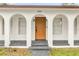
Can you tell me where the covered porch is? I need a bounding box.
[0,13,78,47]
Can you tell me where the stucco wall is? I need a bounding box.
[0,8,78,47]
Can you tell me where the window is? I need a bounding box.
[53,18,62,34]
[18,17,26,35]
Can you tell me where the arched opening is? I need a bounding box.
[10,14,26,46]
[0,15,4,46]
[53,15,68,46]
[31,14,48,42]
[74,15,79,45]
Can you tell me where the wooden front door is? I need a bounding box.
[35,17,46,41]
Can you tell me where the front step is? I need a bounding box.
[30,40,49,56]
[31,49,49,56]
[32,40,48,46]
[29,46,49,50]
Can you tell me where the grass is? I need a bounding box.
[0,48,7,56]
[0,48,31,56]
[49,48,79,56]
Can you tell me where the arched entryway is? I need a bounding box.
[10,14,26,46]
[74,15,79,45]
[31,14,47,41]
[53,15,68,46]
[0,15,4,46]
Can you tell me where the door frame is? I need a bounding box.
[31,14,48,41]
[35,17,46,41]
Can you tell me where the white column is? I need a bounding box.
[47,16,53,47]
[4,16,10,47]
[26,16,31,47]
[68,16,74,46]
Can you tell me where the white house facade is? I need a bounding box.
[0,5,79,48]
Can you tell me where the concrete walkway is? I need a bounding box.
[30,41,50,56]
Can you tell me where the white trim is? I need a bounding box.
[8,46,29,48]
[51,46,79,48]
[0,46,28,48]
[4,15,10,47]
[26,16,31,47]
[68,15,74,46]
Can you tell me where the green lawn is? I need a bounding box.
[0,48,7,56]
[49,48,79,56]
[0,48,31,56]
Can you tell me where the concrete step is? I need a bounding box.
[29,46,50,50]
[30,40,49,56]
[32,40,48,43]
[32,40,48,46]
[31,49,49,56]
[32,44,48,46]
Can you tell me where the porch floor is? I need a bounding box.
[53,40,69,46]
[9,40,27,46]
